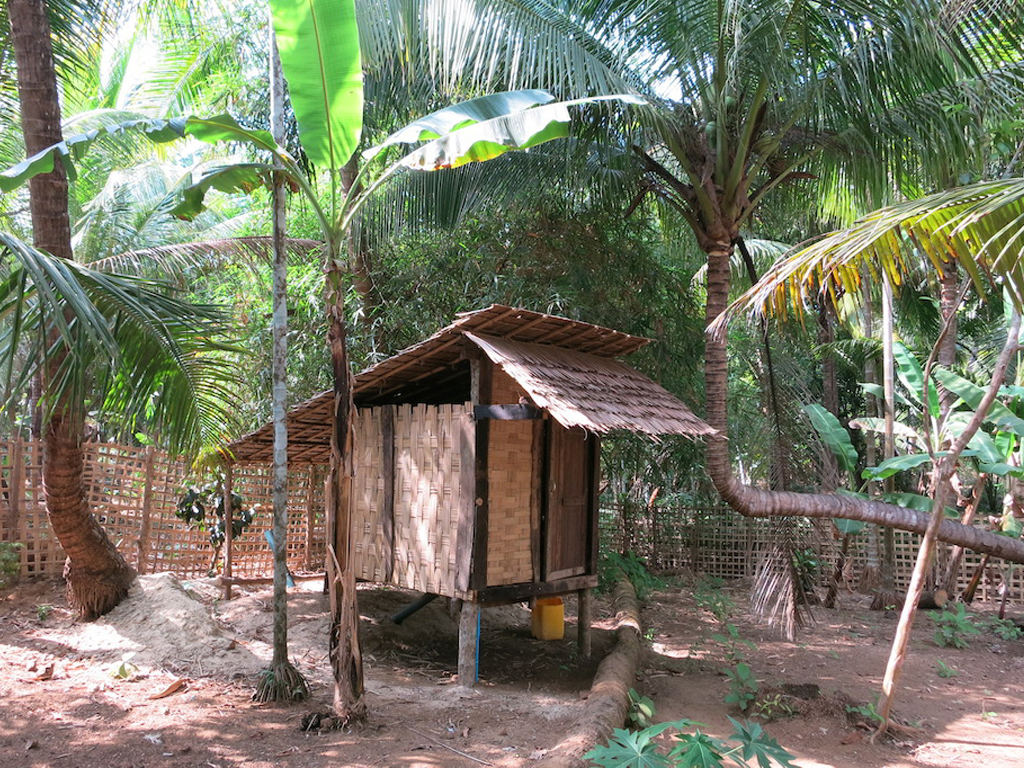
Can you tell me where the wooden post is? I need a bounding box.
[381,405,396,582]
[577,587,592,659]
[7,437,24,578]
[458,599,480,687]
[304,464,317,572]
[137,446,155,575]
[222,464,234,600]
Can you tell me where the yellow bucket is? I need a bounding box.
[531,597,564,640]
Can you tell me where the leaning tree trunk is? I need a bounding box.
[9,0,133,620]
[701,241,1024,566]
[254,27,308,704]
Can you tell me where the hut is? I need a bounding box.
[227,305,714,681]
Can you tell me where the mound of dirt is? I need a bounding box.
[36,573,254,677]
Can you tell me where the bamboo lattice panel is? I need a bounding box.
[0,439,327,581]
[601,501,1024,605]
[352,407,390,582]
[485,370,535,586]
[392,403,467,595]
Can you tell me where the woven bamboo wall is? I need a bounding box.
[352,407,390,583]
[601,501,1024,605]
[392,403,468,595]
[0,439,327,581]
[485,370,535,586]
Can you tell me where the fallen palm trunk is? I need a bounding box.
[536,576,641,768]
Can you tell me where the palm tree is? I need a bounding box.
[5,0,239,619]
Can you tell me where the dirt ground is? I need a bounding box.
[1,573,1022,768]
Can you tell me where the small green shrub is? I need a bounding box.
[753,693,796,721]
[932,603,981,648]
[845,700,883,724]
[585,717,797,768]
[36,604,52,622]
[710,623,758,663]
[600,551,663,600]
[0,542,22,588]
[695,576,735,622]
[724,662,759,712]
[987,617,1023,641]
[627,688,657,730]
[935,660,958,678]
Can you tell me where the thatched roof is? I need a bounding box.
[227,305,712,464]
[464,333,714,439]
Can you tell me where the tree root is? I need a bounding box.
[64,561,135,621]
[253,660,310,703]
[535,575,641,768]
[870,587,900,612]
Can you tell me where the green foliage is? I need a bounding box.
[987,617,1023,641]
[752,694,796,721]
[935,660,958,678]
[932,604,981,648]
[695,577,735,622]
[176,475,257,548]
[723,663,759,712]
[36,604,52,622]
[710,623,757,663]
[802,403,858,475]
[601,551,663,601]
[0,542,21,588]
[845,701,883,724]
[585,718,796,768]
[628,688,658,730]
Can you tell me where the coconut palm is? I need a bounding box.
[4,0,242,619]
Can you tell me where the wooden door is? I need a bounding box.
[544,426,593,581]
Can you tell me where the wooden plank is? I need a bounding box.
[455,412,477,592]
[578,587,592,658]
[587,434,601,575]
[530,417,545,583]
[304,464,317,572]
[222,464,234,600]
[137,446,155,575]
[545,426,589,581]
[472,404,542,421]
[470,358,492,590]
[7,437,23,539]
[381,405,396,582]
[476,574,598,606]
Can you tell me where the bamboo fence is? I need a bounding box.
[600,501,1024,605]
[1,438,326,581]
[3,437,1021,606]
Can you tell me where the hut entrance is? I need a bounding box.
[544,427,594,581]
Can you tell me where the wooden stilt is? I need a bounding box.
[578,588,592,659]
[222,464,234,601]
[458,600,480,687]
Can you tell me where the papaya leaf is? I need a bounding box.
[583,727,670,768]
[668,731,727,768]
[271,0,362,170]
[802,403,858,474]
[727,717,799,768]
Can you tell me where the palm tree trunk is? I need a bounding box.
[9,0,133,620]
[701,241,1024,564]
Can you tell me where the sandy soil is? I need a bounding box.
[1,573,1022,767]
